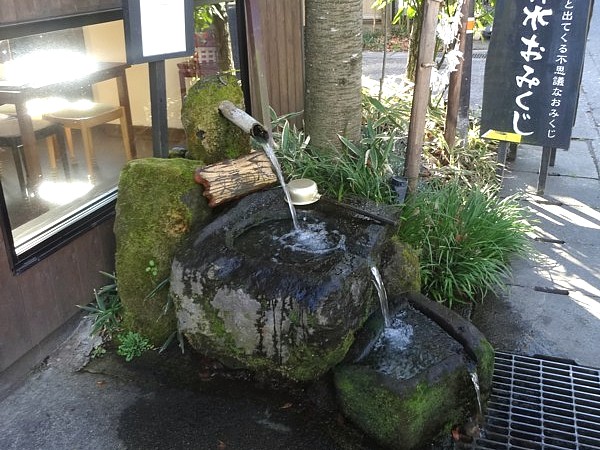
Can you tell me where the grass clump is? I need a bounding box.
[273,95,406,204]
[78,271,122,339]
[117,331,154,362]
[396,180,531,307]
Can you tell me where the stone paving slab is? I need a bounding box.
[509,242,600,299]
[500,169,600,208]
[523,200,600,246]
[505,141,598,179]
[473,286,600,368]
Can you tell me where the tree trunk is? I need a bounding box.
[304,0,363,153]
[213,4,235,73]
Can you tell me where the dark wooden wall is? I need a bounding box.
[0,0,121,25]
[251,0,304,121]
[0,219,115,374]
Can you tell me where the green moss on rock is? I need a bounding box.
[381,239,421,299]
[114,158,212,344]
[476,337,495,406]
[334,363,472,450]
[181,74,251,164]
[284,332,355,381]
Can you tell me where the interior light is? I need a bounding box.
[37,180,94,206]
[4,50,98,86]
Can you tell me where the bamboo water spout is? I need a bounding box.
[218,100,269,141]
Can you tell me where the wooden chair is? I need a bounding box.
[0,113,66,194]
[42,102,132,181]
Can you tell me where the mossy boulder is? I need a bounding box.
[334,356,472,450]
[114,158,212,344]
[170,189,410,381]
[381,239,421,297]
[181,74,251,164]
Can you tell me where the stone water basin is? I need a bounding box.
[169,188,405,381]
[334,294,495,450]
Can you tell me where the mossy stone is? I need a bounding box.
[181,74,251,164]
[114,158,212,344]
[382,239,421,299]
[334,358,473,450]
[475,337,495,406]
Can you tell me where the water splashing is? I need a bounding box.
[468,366,483,418]
[259,139,300,230]
[370,266,391,328]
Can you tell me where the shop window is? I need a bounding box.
[0,22,187,273]
[0,4,243,273]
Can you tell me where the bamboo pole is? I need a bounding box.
[444,0,470,150]
[404,0,442,194]
[218,100,269,140]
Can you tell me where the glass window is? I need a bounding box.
[0,21,188,272]
[0,3,244,273]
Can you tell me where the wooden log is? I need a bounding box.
[195,151,278,207]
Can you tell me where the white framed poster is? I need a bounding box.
[124,0,194,64]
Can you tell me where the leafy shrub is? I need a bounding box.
[396,180,531,307]
[273,96,405,204]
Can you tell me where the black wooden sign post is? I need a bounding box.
[481,0,593,194]
[123,0,195,158]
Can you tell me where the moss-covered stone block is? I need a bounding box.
[181,74,251,164]
[381,239,421,299]
[114,158,212,344]
[334,354,474,450]
[170,189,395,381]
[335,295,495,449]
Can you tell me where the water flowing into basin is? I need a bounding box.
[259,138,300,230]
[233,214,346,264]
[360,306,463,380]
[371,266,391,328]
[217,100,300,230]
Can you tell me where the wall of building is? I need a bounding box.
[0,219,116,394]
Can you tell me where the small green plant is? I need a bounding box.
[396,180,531,307]
[91,346,107,359]
[143,258,170,302]
[145,259,158,280]
[117,331,153,362]
[78,271,122,339]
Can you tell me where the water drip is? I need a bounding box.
[468,365,483,418]
[217,100,299,231]
[370,266,391,328]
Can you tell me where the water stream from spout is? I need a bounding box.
[370,266,391,328]
[260,138,300,230]
[468,366,483,418]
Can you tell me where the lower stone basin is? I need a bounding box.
[334,293,495,450]
[169,188,402,380]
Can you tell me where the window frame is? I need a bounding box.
[0,0,251,274]
[0,10,123,274]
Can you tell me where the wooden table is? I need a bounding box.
[0,61,136,188]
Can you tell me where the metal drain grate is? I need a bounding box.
[474,351,600,449]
